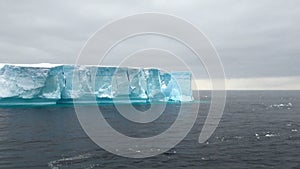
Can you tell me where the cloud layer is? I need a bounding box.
[195,76,300,90]
[0,0,299,89]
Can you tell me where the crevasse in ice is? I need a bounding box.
[0,64,193,101]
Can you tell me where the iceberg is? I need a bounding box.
[0,64,193,104]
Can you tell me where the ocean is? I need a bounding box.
[0,91,299,169]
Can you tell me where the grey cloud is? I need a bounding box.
[0,0,299,79]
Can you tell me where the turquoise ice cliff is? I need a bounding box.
[0,64,193,104]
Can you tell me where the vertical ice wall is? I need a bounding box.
[93,67,114,99]
[161,72,193,101]
[41,66,64,99]
[128,68,148,99]
[145,69,165,100]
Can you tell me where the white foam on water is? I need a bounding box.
[265,133,277,137]
[269,102,293,108]
[48,153,92,169]
[234,136,243,139]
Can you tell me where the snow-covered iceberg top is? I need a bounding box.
[0,64,193,102]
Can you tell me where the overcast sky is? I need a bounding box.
[0,0,299,89]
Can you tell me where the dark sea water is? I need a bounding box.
[0,91,299,169]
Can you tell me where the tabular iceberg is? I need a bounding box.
[0,64,193,103]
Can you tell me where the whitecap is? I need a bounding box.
[48,153,92,169]
[234,136,242,139]
[269,103,293,109]
[265,133,276,137]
